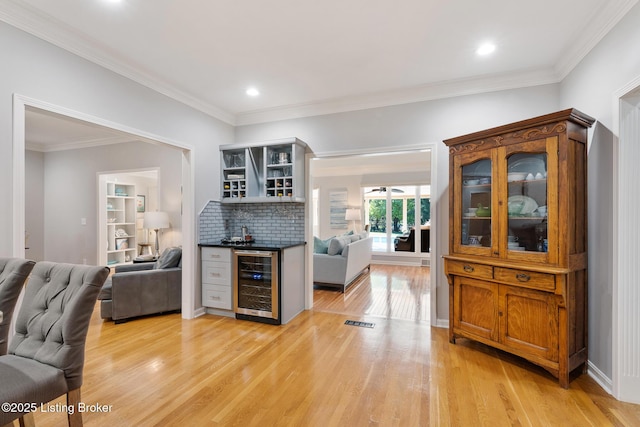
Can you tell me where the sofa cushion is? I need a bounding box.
[327,236,349,256]
[154,247,182,269]
[313,236,332,254]
[98,277,113,300]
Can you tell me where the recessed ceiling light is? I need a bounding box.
[476,42,496,56]
[246,87,260,97]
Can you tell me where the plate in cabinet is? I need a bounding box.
[508,156,546,175]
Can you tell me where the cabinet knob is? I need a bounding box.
[463,265,475,273]
[516,273,531,282]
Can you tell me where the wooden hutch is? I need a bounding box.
[443,109,595,388]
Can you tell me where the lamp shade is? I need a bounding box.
[345,208,361,221]
[144,211,170,229]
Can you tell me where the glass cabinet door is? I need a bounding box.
[454,152,495,255]
[501,138,555,262]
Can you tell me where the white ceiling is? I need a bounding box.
[25,106,134,152]
[3,0,637,131]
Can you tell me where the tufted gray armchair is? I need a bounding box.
[0,262,109,427]
[0,258,36,355]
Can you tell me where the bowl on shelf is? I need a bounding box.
[476,205,491,217]
[508,200,524,215]
[507,172,528,182]
[464,179,480,185]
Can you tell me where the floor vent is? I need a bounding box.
[344,320,375,328]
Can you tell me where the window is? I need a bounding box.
[364,185,430,253]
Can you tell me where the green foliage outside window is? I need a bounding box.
[368,197,430,233]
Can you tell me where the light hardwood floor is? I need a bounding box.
[14,265,640,426]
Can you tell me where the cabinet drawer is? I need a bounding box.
[494,267,555,291]
[447,260,493,280]
[202,284,232,309]
[201,261,231,285]
[201,247,231,262]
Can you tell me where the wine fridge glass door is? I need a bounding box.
[233,250,279,322]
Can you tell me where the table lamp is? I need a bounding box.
[345,208,361,233]
[143,211,170,257]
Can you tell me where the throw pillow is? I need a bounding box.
[154,247,182,269]
[313,236,332,254]
[327,236,349,256]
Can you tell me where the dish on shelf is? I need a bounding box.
[508,156,546,175]
[507,195,538,215]
[464,160,491,176]
[464,179,480,185]
[507,172,528,182]
[476,205,491,217]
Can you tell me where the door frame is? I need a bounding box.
[612,76,640,403]
[12,93,197,319]
[305,144,438,326]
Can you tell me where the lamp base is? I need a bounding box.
[154,228,161,258]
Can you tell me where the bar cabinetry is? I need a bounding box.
[220,137,306,202]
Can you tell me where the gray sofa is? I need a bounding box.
[313,233,373,292]
[99,247,182,323]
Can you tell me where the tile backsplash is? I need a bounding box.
[199,201,305,244]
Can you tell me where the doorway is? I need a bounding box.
[308,147,436,325]
[614,82,640,402]
[13,95,196,319]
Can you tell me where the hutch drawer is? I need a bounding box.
[494,267,555,291]
[446,260,493,280]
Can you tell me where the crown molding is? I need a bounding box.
[235,68,561,126]
[0,0,236,125]
[26,135,134,152]
[2,0,636,128]
[553,0,639,80]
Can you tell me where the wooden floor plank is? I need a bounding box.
[7,264,639,426]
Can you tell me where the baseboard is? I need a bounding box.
[371,257,430,267]
[587,360,613,396]
[193,307,207,318]
[204,307,235,318]
[434,318,449,328]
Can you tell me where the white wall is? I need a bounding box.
[560,1,640,399]
[313,175,362,239]
[236,84,561,323]
[41,141,181,265]
[0,20,233,258]
[25,150,44,261]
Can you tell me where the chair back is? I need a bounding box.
[0,258,36,355]
[8,262,109,390]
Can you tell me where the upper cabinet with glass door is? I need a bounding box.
[220,138,307,203]
[501,140,553,264]
[454,150,495,256]
[445,109,595,267]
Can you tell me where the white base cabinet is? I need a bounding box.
[201,247,232,310]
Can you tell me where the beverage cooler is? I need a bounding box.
[233,249,280,324]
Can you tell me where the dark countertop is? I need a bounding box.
[198,240,306,251]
